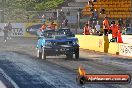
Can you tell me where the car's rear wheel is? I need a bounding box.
[42,48,46,60]
[75,48,79,60]
[66,53,73,59]
[37,49,42,59]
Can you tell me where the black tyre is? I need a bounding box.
[42,48,46,60]
[66,53,73,59]
[75,48,79,60]
[37,49,42,59]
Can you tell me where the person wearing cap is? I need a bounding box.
[103,16,110,36]
[109,21,119,42]
[83,23,90,35]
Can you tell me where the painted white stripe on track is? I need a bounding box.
[0,80,7,88]
[0,68,19,88]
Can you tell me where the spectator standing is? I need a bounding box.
[49,16,54,23]
[93,9,98,20]
[103,16,110,36]
[118,18,123,26]
[41,14,46,24]
[8,22,12,39]
[83,23,91,35]
[50,22,56,30]
[3,23,9,42]
[95,21,101,35]
[109,21,119,42]
[89,13,95,29]
[118,18,124,33]
[40,23,46,32]
[64,19,68,27]
[125,18,130,28]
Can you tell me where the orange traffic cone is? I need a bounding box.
[117,30,123,43]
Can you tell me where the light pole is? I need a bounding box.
[0,0,6,23]
[77,8,82,34]
[1,0,5,23]
[57,9,65,29]
[57,9,59,29]
[77,11,80,34]
[60,9,64,28]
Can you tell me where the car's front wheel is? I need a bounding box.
[37,49,42,59]
[42,48,46,60]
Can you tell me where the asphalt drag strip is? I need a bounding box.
[0,68,19,88]
[0,37,132,88]
[0,51,83,88]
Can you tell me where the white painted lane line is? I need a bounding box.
[0,68,19,88]
[0,80,7,88]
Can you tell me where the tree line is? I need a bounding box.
[2,0,64,22]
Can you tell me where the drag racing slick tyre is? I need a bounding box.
[66,53,73,59]
[75,48,79,60]
[42,48,46,60]
[37,49,42,59]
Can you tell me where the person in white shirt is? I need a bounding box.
[95,21,101,35]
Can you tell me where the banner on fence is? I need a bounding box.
[119,44,132,57]
[0,23,25,37]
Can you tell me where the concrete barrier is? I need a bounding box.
[76,35,132,57]
[75,35,109,53]
[108,43,119,55]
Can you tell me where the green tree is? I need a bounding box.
[6,0,64,11]
[35,0,64,10]
[3,0,64,22]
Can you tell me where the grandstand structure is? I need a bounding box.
[82,0,132,19]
